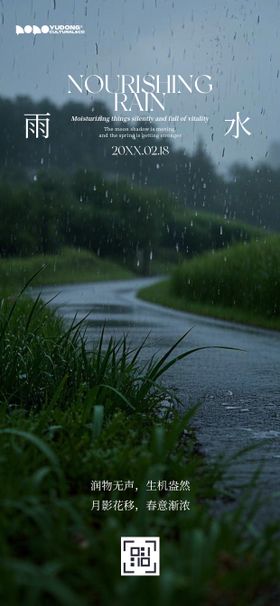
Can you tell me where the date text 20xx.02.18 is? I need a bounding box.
[112,145,170,156]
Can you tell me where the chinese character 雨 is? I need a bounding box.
[25,113,50,139]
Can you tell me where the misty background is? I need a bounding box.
[1,0,280,171]
[0,0,280,274]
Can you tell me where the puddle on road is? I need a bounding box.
[241,428,280,439]
[56,303,133,315]
[223,406,250,411]
[86,319,154,329]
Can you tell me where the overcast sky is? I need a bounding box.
[1,0,280,172]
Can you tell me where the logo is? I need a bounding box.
[121,537,160,576]
[16,25,85,35]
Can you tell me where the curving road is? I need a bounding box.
[34,277,280,519]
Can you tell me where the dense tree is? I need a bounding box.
[0,169,260,275]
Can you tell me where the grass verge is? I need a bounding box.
[138,280,280,331]
[139,236,280,331]
[0,293,279,605]
[0,247,134,296]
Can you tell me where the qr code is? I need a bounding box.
[121,537,160,576]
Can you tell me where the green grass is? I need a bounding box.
[139,237,280,331]
[0,292,279,605]
[0,247,134,296]
[138,280,280,331]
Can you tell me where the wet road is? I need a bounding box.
[34,278,280,517]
